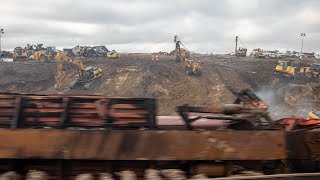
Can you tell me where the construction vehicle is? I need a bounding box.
[275,60,297,77]
[33,46,56,62]
[235,36,247,57]
[182,58,202,75]
[12,47,28,61]
[275,60,320,81]
[107,50,119,59]
[251,48,266,59]
[174,35,201,75]
[54,51,103,89]
[174,35,190,62]
[308,63,320,79]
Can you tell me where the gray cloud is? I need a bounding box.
[1,0,320,53]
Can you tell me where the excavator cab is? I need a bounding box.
[82,66,103,81]
[70,66,102,89]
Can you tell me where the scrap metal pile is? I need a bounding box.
[0,90,319,179]
[63,45,110,58]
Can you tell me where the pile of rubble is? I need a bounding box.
[63,45,110,58]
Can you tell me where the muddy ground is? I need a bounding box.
[0,54,319,119]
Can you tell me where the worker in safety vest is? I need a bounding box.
[151,54,154,61]
[156,55,159,61]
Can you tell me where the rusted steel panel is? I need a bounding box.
[0,129,286,160]
[286,131,320,160]
[0,93,156,129]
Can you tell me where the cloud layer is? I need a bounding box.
[1,0,320,53]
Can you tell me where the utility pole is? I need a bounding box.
[300,33,306,61]
[235,36,238,54]
[0,29,4,59]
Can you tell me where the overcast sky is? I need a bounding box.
[1,0,320,53]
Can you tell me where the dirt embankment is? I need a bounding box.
[0,54,319,118]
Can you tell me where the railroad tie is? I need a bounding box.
[75,174,94,180]
[161,169,186,180]
[25,170,48,180]
[145,169,161,180]
[0,171,21,180]
[115,171,137,180]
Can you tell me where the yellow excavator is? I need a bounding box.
[174,35,201,75]
[54,51,103,89]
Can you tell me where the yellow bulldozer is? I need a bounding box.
[174,35,202,75]
[275,60,320,81]
[13,47,28,61]
[275,60,297,77]
[54,51,103,89]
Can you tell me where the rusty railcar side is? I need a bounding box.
[0,129,286,161]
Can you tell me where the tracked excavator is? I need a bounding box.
[174,35,201,75]
[54,51,103,89]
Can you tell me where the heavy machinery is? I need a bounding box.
[251,48,266,59]
[174,35,190,62]
[308,63,320,79]
[54,51,103,89]
[33,46,56,62]
[0,90,319,179]
[275,60,320,81]
[235,36,247,57]
[12,47,28,61]
[174,35,201,75]
[107,50,119,59]
[181,58,202,75]
[275,60,297,77]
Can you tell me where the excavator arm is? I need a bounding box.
[54,51,86,89]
